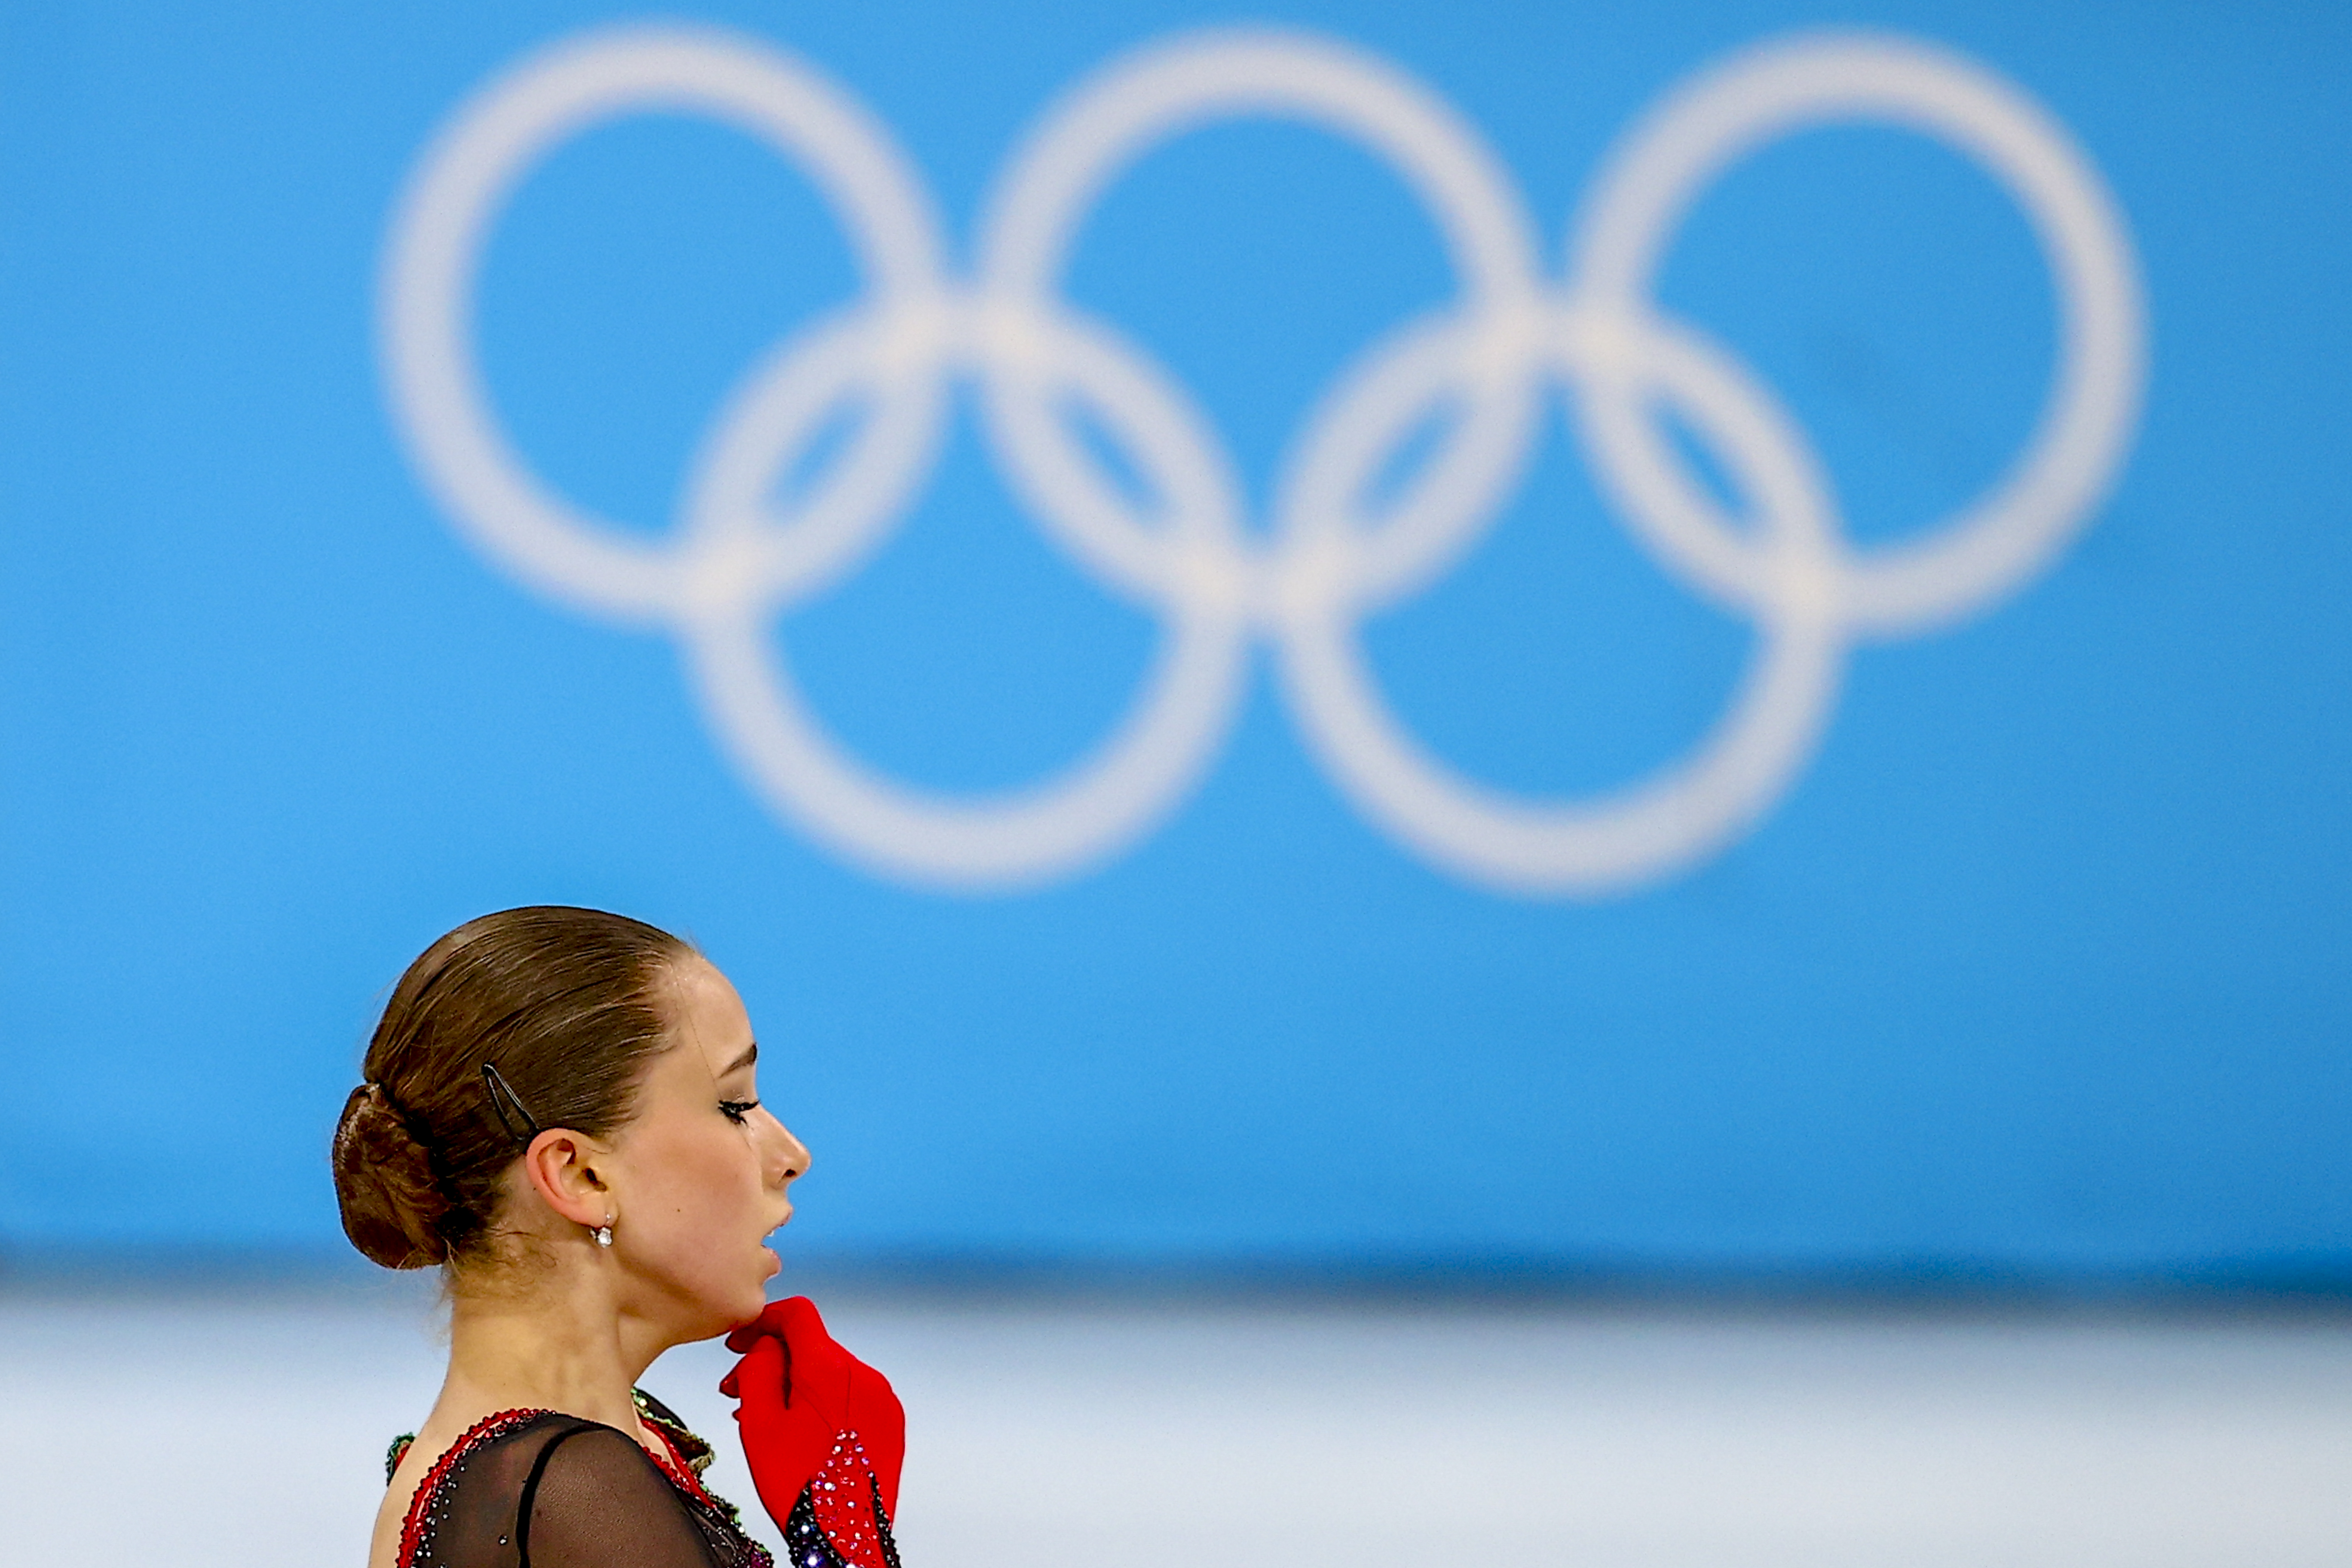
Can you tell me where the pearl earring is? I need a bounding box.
[593,1220,614,1248]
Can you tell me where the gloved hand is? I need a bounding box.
[720,1296,905,1565]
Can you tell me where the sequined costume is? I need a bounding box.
[386,1389,899,1568]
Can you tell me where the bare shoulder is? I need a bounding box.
[370,1409,478,1568]
[368,1424,441,1568]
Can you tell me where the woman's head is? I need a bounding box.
[332,906,807,1331]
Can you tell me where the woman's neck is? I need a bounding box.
[432,1262,670,1439]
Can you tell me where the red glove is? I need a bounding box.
[720,1297,905,1565]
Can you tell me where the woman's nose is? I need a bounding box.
[765,1112,812,1185]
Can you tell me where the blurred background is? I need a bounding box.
[1,0,2347,1563]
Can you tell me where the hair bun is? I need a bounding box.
[331,1083,452,1269]
[339,907,691,1271]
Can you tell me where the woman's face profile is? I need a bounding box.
[601,956,810,1335]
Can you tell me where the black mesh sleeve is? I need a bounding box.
[515,1426,728,1568]
[412,1415,757,1568]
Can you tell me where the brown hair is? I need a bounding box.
[331,906,694,1269]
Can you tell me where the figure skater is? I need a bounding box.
[332,906,903,1568]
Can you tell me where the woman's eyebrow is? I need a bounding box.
[722,1041,759,1076]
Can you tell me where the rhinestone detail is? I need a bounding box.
[796,1431,899,1568]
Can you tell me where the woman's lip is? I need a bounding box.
[761,1245,781,1279]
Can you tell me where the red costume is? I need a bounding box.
[386,1300,903,1568]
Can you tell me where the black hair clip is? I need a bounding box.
[480,1061,544,1148]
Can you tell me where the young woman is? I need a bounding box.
[332,906,904,1568]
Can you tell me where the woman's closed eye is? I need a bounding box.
[719,1098,760,1124]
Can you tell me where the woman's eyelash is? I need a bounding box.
[719,1098,760,1124]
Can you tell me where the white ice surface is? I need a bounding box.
[4,1288,2349,1566]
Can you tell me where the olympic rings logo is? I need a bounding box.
[380,23,2143,895]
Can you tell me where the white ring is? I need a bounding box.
[380,24,948,624]
[1278,307,1848,894]
[1568,31,2146,635]
[680,300,1254,888]
[975,28,1547,619]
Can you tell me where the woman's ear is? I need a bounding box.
[519,1128,613,1228]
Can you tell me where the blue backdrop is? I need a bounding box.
[0,0,2345,1283]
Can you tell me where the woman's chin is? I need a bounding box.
[718,1277,771,1333]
